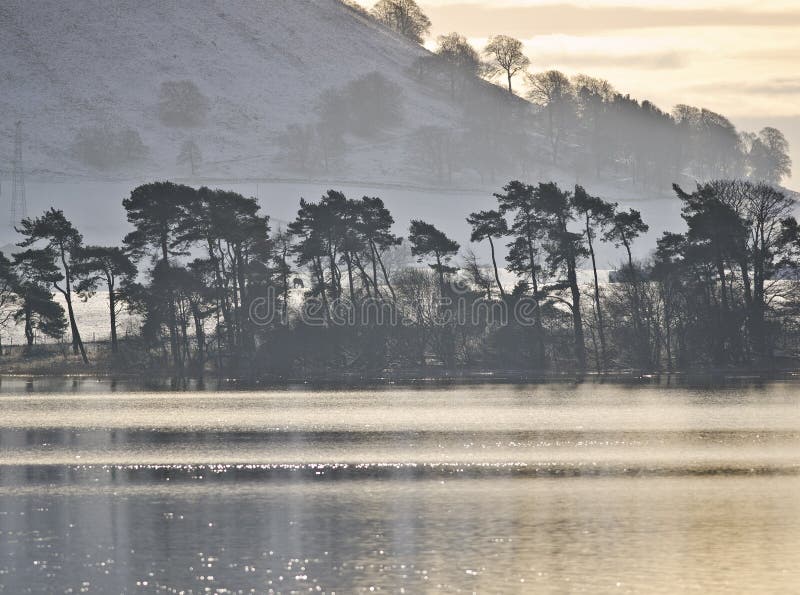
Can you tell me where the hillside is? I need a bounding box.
[0,0,474,184]
[2,0,791,259]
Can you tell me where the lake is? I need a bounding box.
[0,379,798,593]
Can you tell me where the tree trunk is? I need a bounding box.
[161,239,182,373]
[369,242,381,298]
[376,248,396,302]
[488,237,505,298]
[345,252,356,302]
[281,249,289,325]
[109,284,118,354]
[586,216,607,370]
[569,272,586,373]
[63,292,88,364]
[564,228,586,373]
[24,305,34,347]
[663,285,673,372]
[192,304,205,372]
[59,253,88,363]
[526,232,546,369]
[327,240,340,301]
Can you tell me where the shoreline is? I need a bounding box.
[2,366,799,390]
[3,341,799,390]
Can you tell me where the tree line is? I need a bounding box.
[293,0,790,193]
[418,27,792,190]
[2,178,799,377]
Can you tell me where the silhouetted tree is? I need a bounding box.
[433,32,482,100]
[537,183,588,372]
[652,231,688,370]
[183,188,271,357]
[495,181,547,367]
[748,127,792,184]
[467,210,508,298]
[604,207,650,365]
[695,109,744,180]
[17,209,88,363]
[675,183,749,362]
[409,220,460,367]
[527,70,575,165]
[11,248,67,349]
[572,75,616,178]
[572,186,615,370]
[605,208,649,273]
[409,220,460,292]
[0,252,18,355]
[74,246,136,353]
[272,228,293,325]
[357,196,403,301]
[123,182,196,370]
[371,0,431,43]
[483,35,530,94]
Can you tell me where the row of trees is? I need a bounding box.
[369,0,528,93]
[417,33,792,188]
[329,1,795,191]
[0,210,135,360]
[3,178,798,376]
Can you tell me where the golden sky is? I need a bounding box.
[358,0,800,187]
[421,0,799,117]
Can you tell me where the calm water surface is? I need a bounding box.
[0,379,799,593]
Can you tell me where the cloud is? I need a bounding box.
[747,79,800,95]
[425,4,800,37]
[535,50,688,70]
[689,78,800,96]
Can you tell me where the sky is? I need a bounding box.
[358,0,800,188]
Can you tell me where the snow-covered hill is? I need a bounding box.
[0,0,467,183]
[0,0,762,261]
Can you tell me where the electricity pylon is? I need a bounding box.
[11,121,27,229]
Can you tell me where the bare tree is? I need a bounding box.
[462,249,493,298]
[371,0,431,44]
[0,253,19,355]
[710,179,795,354]
[483,35,530,94]
[527,70,575,165]
[177,139,202,175]
[434,32,482,100]
[572,75,616,177]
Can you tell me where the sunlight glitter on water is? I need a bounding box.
[0,380,799,593]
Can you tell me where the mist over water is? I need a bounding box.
[1,380,798,593]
